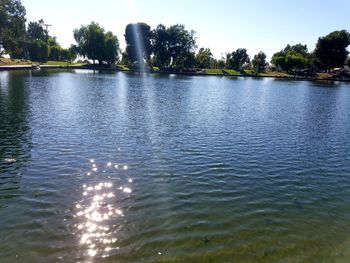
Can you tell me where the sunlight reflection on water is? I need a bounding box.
[74,160,132,258]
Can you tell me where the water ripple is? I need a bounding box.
[1,71,350,262]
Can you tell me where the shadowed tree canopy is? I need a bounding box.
[271,44,309,73]
[271,51,286,70]
[48,36,58,46]
[167,24,196,69]
[152,24,171,68]
[124,22,151,65]
[216,58,226,69]
[0,0,27,58]
[285,51,308,72]
[252,51,267,72]
[26,19,72,62]
[271,51,308,73]
[101,31,119,64]
[195,48,213,68]
[152,24,196,69]
[28,39,48,61]
[67,44,78,62]
[226,48,250,70]
[27,19,48,61]
[314,30,350,70]
[50,44,77,62]
[74,22,119,65]
[27,19,45,41]
[49,45,61,61]
[283,44,308,57]
[74,22,104,63]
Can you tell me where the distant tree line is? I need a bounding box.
[271,30,350,73]
[1,0,350,73]
[27,19,77,62]
[0,0,76,62]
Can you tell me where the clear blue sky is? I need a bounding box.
[22,0,350,60]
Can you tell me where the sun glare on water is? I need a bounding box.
[74,160,133,258]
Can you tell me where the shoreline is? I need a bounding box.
[0,64,349,83]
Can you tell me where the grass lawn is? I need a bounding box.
[0,58,84,66]
[116,64,130,71]
[40,61,83,66]
[206,69,257,75]
[243,69,256,75]
[0,58,32,65]
[222,69,240,75]
[259,71,291,77]
[116,65,159,72]
[205,69,293,77]
[205,68,223,74]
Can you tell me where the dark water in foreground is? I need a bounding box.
[0,70,350,262]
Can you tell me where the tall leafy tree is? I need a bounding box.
[283,44,308,56]
[68,44,78,62]
[27,19,45,41]
[271,51,286,70]
[49,45,61,61]
[195,48,213,68]
[74,22,119,65]
[271,50,308,73]
[271,43,309,73]
[27,19,49,61]
[285,51,308,72]
[27,19,55,61]
[252,51,267,72]
[152,24,171,67]
[28,40,48,61]
[101,31,119,64]
[55,45,77,62]
[152,24,196,69]
[124,23,151,65]
[226,48,250,70]
[314,30,350,70]
[48,36,58,46]
[47,37,76,62]
[0,0,27,58]
[216,58,225,69]
[74,22,104,64]
[167,24,196,69]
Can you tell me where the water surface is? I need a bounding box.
[1,70,350,262]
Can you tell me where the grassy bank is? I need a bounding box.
[205,68,291,78]
[0,58,32,65]
[0,59,348,81]
[39,61,84,66]
[204,69,340,80]
[0,58,83,67]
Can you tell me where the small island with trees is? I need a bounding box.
[1,0,350,81]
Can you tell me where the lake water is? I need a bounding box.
[0,70,350,262]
